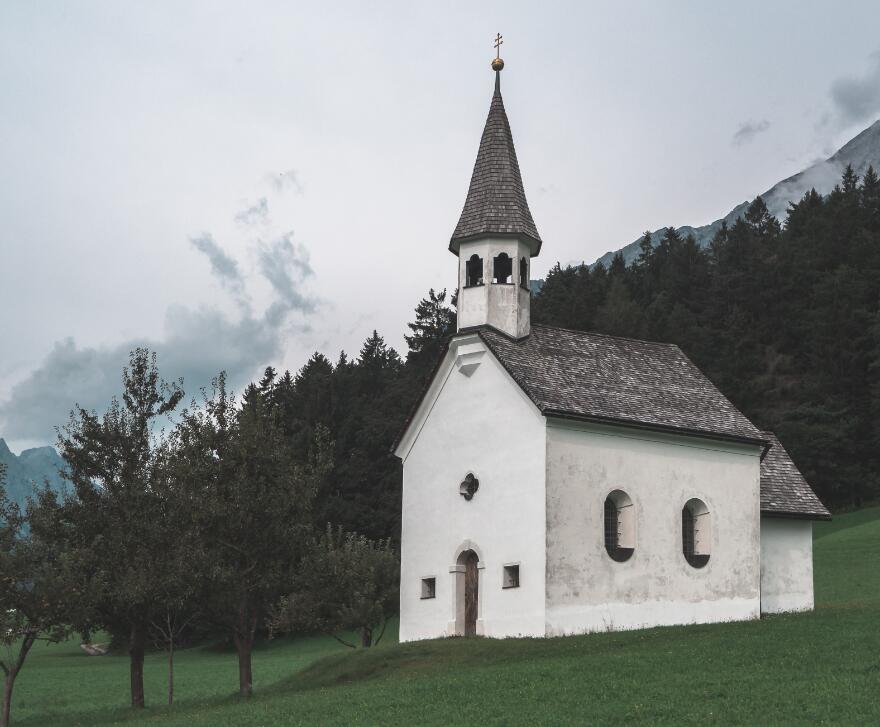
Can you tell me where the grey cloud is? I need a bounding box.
[732,119,770,147]
[189,233,244,293]
[830,52,880,126]
[1,233,318,443]
[234,197,269,226]
[265,169,304,194]
[258,233,317,325]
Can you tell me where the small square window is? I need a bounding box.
[420,577,436,599]
[503,564,520,589]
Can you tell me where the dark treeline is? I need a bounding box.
[533,165,880,511]
[262,287,457,544]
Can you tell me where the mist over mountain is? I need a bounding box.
[595,119,880,268]
[0,437,67,510]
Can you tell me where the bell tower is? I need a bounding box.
[450,37,542,339]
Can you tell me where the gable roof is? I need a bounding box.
[760,432,831,520]
[394,324,830,521]
[477,324,765,445]
[450,73,542,255]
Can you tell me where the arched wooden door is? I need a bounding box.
[463,550,479,637]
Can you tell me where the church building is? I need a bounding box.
[393,49,830,642]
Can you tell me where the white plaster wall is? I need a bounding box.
[397,337,546,641]
[760,517,814,613]
[544,420,763,635]
[457,238,532,338]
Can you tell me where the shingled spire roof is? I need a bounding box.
[450,71,542,255]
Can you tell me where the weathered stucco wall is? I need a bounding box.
[544,420,762,635]
[760,517,814,613]
[397,336,546,641]
[457,238,532,338]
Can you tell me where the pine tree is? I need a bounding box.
[404,288,456,373]
[637,231,654,266]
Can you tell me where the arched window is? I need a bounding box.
[603,490,634,562]
[465,254,483,287]
[520,256,529,290]
[682,498,711,568]
[492,253,512,284]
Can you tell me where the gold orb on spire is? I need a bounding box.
[491,32,504,71]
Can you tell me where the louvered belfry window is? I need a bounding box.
[682,499,710,568]
[604,491,634,562]
[604,498,619,552]
[682,506,695,560]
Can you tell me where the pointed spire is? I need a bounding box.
[450,61,542,255]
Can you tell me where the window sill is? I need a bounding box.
[491,281,515,285]
[420,595,436,600]
[463,283,485,289]
[502,584,520,589]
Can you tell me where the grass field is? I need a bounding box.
[10,507,880,726]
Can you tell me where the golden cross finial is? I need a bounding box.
[491,33,505,71]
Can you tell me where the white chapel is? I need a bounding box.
[393,51,830,642]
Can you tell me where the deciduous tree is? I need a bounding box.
[270,525,399,648]
[0,474,79,727]
[173,376,332,697]
[56,348,183,709]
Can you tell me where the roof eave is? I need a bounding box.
[390,337,453,457]
[541,408,769,450]
[760,509,832,522]
[449,231,542,257]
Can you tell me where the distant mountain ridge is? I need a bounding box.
[594,119,880,268]
[0,438,67,510]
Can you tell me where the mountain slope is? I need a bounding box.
[595,119,880,267]
[0,437,67,509]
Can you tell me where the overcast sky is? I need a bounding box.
[3,1,880,451]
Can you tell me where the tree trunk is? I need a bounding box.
[1,633,35,727]
[167,639,174,706]
[361,626,372,648]
[1,671,15,727]
[233,630,253,697]
[129,625,146,709]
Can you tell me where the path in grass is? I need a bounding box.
[12,508,880,726]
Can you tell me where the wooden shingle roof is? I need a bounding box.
[760,432,831,520]
[450,73,542,255]
[396,324,830,520]
[478,325,765,444]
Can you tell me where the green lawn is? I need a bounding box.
[11,509,880,726]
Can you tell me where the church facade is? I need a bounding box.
[393,56,830,642]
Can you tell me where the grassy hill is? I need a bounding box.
[11,508,880,726]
